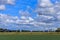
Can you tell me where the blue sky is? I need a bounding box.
[0,0,58,18]
[0,0,37,18]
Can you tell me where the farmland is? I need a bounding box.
[0,32,60,40]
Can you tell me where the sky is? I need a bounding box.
[0,0,37,18]
[0,0,60,31]
[0,0,58,17]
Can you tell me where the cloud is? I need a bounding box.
[0,13,59,31]
[0,0,60,31]
[31,21,54,27]
[20,16,34,24]
[20,16,27,20]
[40,15,54,19]
[35,15,55,22]
[0,5,5,10]
[29,17,34,21]
[0,0,15,10]
[19,10,30,17]
[0,0,6,4]
[0,14,18,24]
[6,19,14,23]
[7,0,15,5]
[19,10,35,24]
[0,10,33,24]
[36,0,60,21]
[0,0,15,5]
[49,7,55,13]
[0,13,32,24]
[38,0,53,7]
[36,0,60,16]
[57,16,60,20]
[20,17,30,24]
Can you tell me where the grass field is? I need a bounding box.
[0,32,60,40]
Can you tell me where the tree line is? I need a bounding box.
[0,28,60,32]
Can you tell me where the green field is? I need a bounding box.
[0,32,60,40]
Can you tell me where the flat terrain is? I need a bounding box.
[0,32,60,40]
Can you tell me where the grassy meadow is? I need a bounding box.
[0,32,60,40]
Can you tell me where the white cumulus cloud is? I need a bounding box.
[7,0,15,5]
[38,0,53,7]
[0,5,5,10]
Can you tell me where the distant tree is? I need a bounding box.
[22,30,30,32]
[55,28,60,32]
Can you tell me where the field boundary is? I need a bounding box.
[0,32,60,35]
